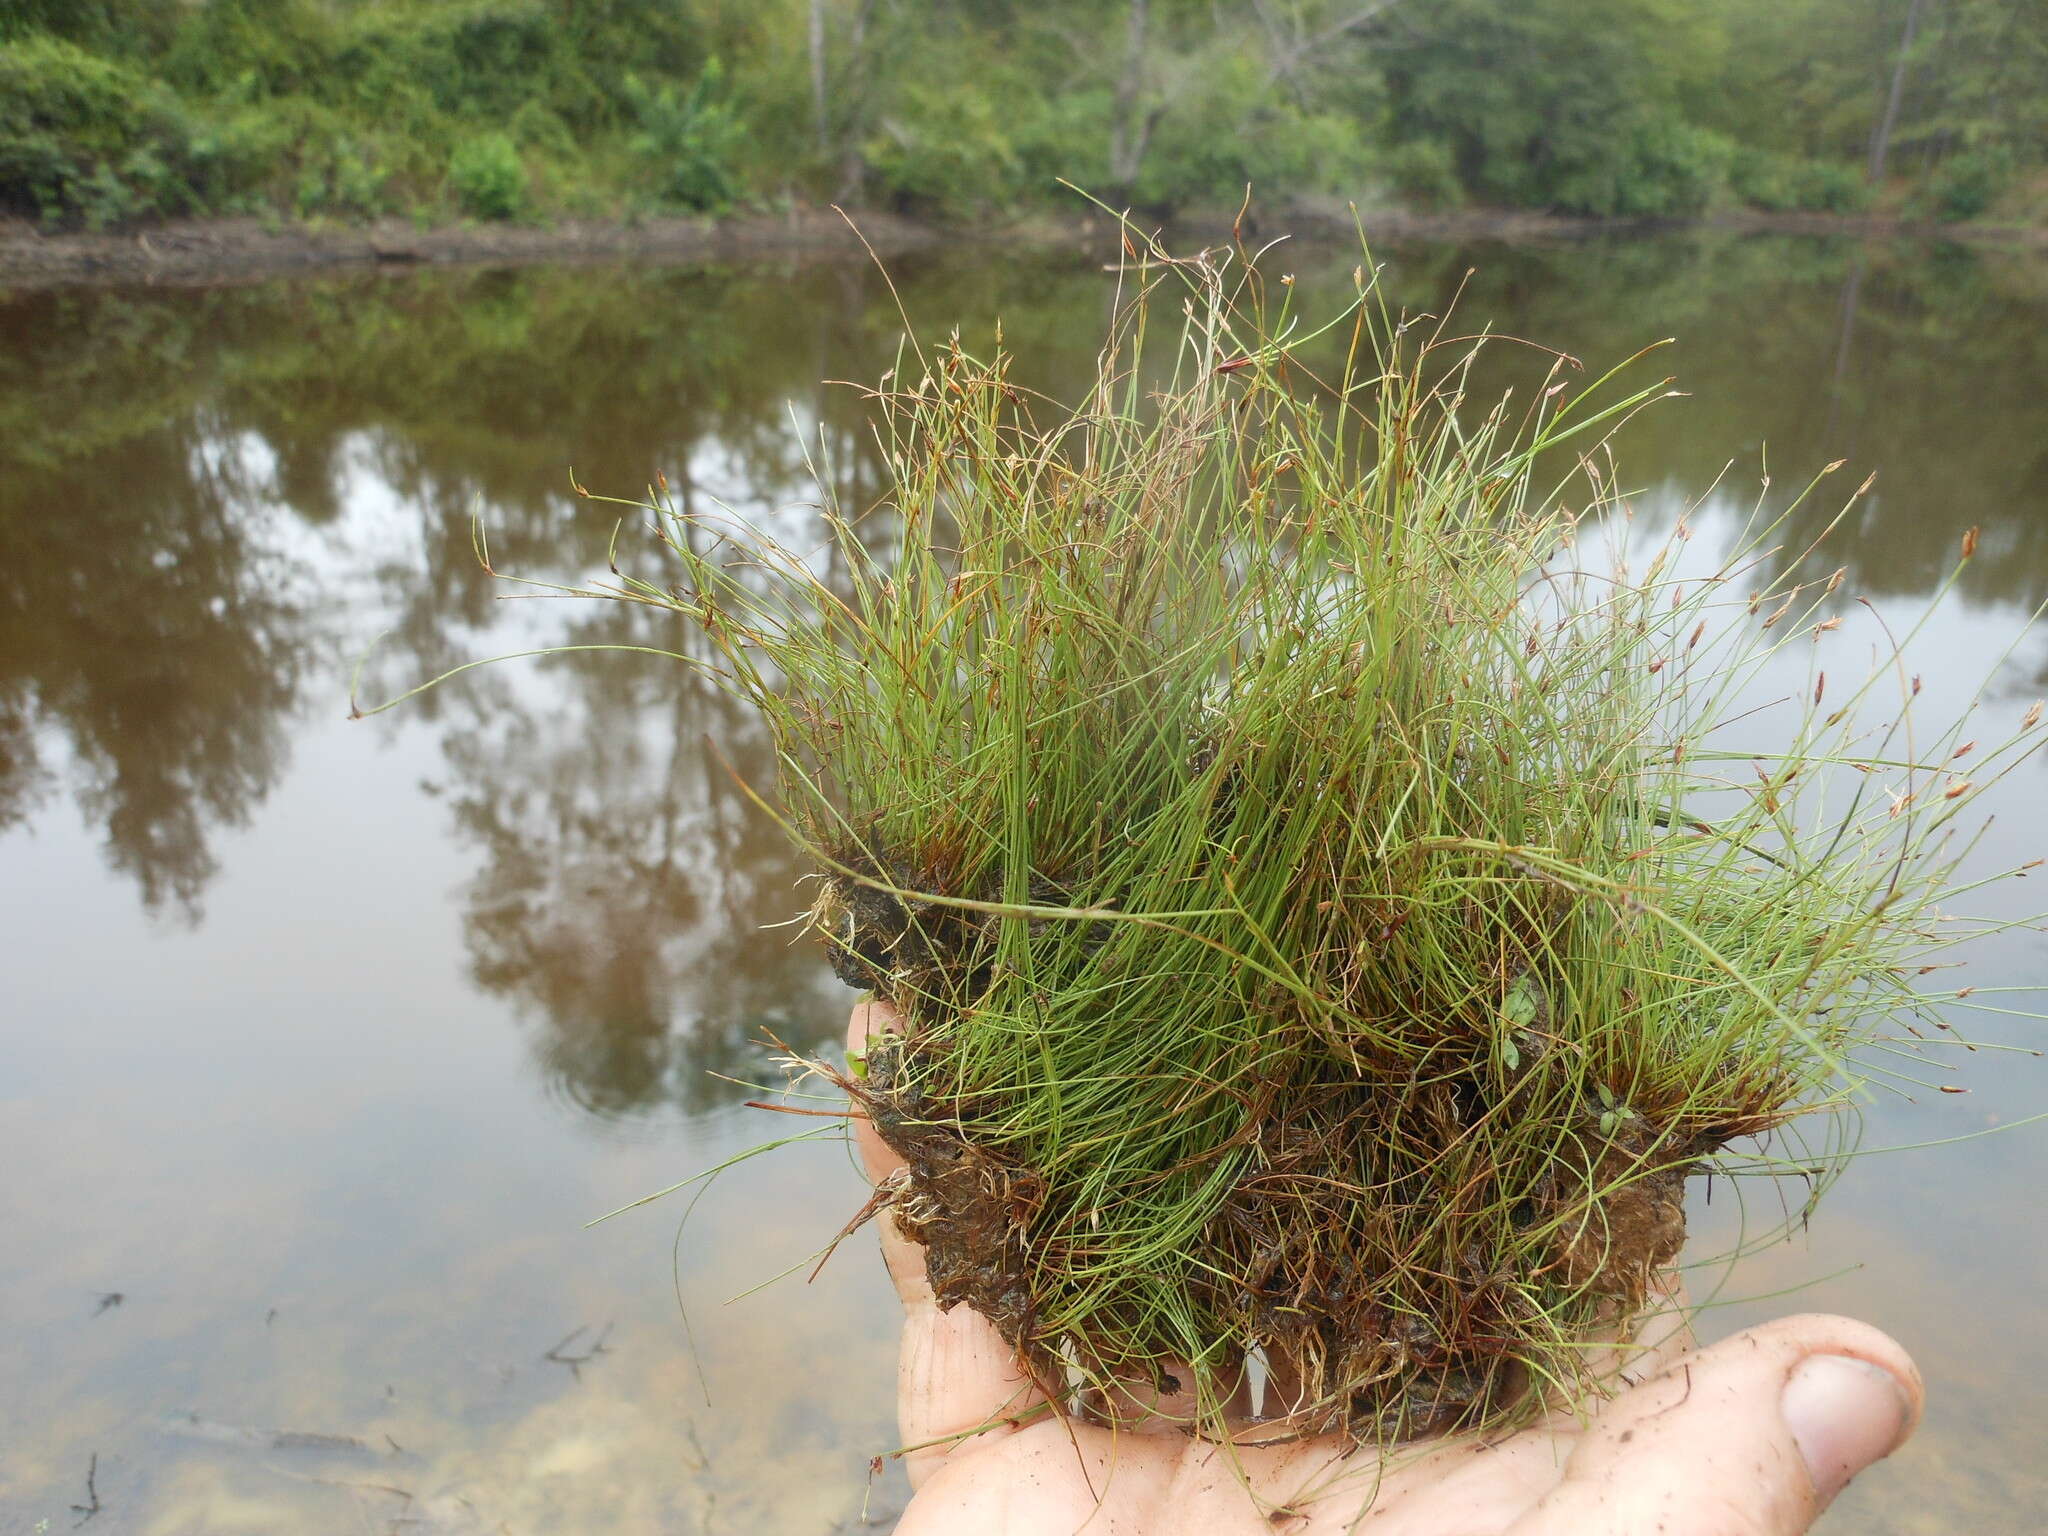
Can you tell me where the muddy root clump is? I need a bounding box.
[845,912,1710,1443]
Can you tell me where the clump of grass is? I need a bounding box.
[395,231,2045,1446]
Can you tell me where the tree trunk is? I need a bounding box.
[1867,0,1928,185]
[833,0,879,201]
[1821,249,1867,450]
[1107,0,1152,202]
[810,0,830,157]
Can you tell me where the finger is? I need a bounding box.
[1509,1313,1921,1536]
[1555,1270,1696,1410]
[847,1003,1051,1486]
[1622,1272,1696,1380]
[847,999,906,1184]
[1247,1280,1696,1536]
[887,1216,1051,1486]
[1079,1357,1210,1435]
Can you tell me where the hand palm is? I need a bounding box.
[849,1003,1919,1536]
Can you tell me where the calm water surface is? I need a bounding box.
[2,234,2045,1534]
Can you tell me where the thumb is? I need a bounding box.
[1513,1314,1922,1536]
[847,1001,1048,1486]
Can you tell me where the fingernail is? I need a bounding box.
[1782,1354,1913,1506]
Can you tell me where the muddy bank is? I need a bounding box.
[5,200,2041,288]
[1289,197,2048,249]
[0,206,963,287]
[0,203,1566,288]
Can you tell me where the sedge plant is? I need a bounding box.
[367,231,2046,1449]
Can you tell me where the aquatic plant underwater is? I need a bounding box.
[362,227,2045,1452]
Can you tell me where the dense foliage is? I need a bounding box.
[0,0,2040,228]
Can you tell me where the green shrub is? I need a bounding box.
[181,106,285,209]
[509,99,578,161]
[0,33,204,222]
[865,79,1024,218]
[293,135,390,219]
[1549,116,1729,218]
[448,131,526,220]
[621,60,740,212]
[73,159,139,228]
[160,0,337,99]
[1380,139,1465,209]
[1119,52,1373,213]
[1007,83,1111,205]
[1727,147,1802,211]
[1921,143,2017,222]
[0,35,154,167]
[0,0,180,51]
[1793,159,1869,214]
[204,96,405,218]
[1728,147,1869,213]
[330,4,559,126]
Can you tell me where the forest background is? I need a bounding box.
[2,0,2043,236]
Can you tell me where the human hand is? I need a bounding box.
[849,1001,1922,1536]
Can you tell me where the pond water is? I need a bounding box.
[2,232,2045,1535]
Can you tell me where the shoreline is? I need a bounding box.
[2,201,2042,288]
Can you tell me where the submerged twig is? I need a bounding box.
[70,1452,100,1525]
[543,1323,614,1381]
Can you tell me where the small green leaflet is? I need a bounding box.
[1595,1082,1625,1137]
[1499,975,1538,1072]
[1502,976,1539,1029]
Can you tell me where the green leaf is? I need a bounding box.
[1502,975,1539,1029]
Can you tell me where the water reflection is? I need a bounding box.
[2,233,2044,1531]
[0,298,310,914]
[436,616,846,1120]
[1424,237,2048,607]
[11,236,2041,924]
[5,238,2044,1076]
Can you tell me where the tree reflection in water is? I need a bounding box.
[0,294,309,915]
[438,606,849,1120]
[5,234,2043,1095]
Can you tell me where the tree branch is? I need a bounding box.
[1306,0,1404,55]
[1265,0,1406,87]
[1867,0,1929,184]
